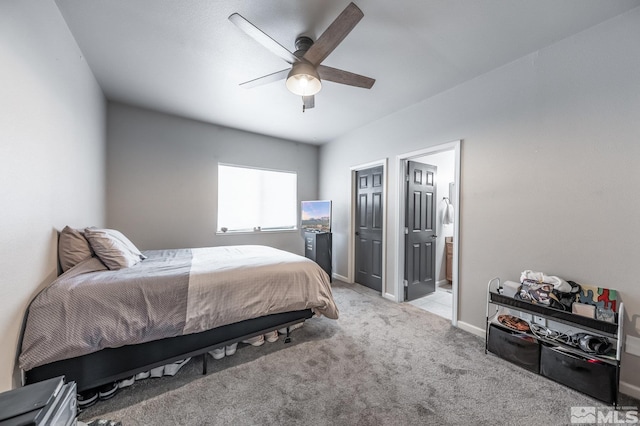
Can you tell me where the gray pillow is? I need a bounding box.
[84,227,146,270]
[59,226,93,272]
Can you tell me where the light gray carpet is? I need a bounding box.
[79,281,637,425]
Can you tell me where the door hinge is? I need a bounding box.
[404,227,409,235]
[403,279,409,287]
[406,174,410,182]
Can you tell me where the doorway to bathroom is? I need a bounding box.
[396,141,460,325]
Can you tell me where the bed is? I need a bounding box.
[19,228,339,392]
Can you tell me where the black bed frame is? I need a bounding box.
[24,309,314,392]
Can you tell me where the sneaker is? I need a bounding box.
[87,420,123,426]
[97,382,118,401]
[278,322,304,335]
[164,358,191,376]
[135,371,150,380]
[149,365,165,378]
[117,375,135,389]
[265,330,279,343]
[242,335,265,346]
[225,343,238,356]
[209,347,225,360]
[77,390,98,410]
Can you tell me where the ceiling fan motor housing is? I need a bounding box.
[294,36,314,58]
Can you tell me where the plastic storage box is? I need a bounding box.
[487,324,540,373]
[539,344,617,404]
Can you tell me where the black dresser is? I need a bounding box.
[304,231,332,281]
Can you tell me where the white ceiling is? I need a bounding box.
[54,0,639,144]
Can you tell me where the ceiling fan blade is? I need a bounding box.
[239,69,290,89]
[317,65,375,89]
[229,13,299,64]
[303,2,364,66]
[303,95,315,111]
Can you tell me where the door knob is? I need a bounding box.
[355,232,360,236]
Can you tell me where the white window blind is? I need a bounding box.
[217,164,297,232]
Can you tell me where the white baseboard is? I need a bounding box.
[332,273,349,283]
[436,279,449,288]
[456,321,485,338]
[620,381,640,401]
[383,292,399,302]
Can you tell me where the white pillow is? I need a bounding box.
[84,228,146,270]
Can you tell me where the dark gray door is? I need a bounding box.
[405,161,437,301]
[355,166,383,292]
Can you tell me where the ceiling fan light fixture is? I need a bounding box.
[286,62,321,96]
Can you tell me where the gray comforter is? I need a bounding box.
[19,245,339,371]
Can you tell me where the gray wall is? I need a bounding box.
[107,103,319,255]
[319,8,640,391]
[0,1,106,390]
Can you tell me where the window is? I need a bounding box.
[217,164,297,233]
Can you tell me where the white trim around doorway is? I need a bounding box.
[349,159,390,300]
[396,140,461,326]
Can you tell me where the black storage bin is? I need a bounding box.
[540,344,617,404]
[488,324,540,373]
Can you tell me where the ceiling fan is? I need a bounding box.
[229,2,375,111]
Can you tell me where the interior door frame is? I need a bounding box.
[349,159,388,297]
[395,141,461,326]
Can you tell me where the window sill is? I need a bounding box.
[216,228,299,236]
